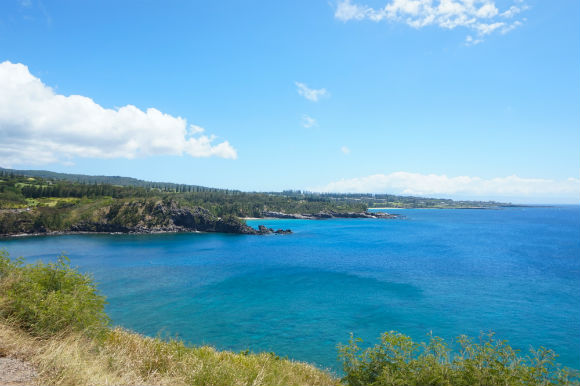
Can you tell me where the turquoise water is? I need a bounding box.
[1,206,579,372]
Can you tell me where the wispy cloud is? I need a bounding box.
[301,114,318,128]
[17,0,53,26]
[0,61,237,167]
[500,4,528,19]
[465,35,483,46]
[310,172,580,203]
[295,81,329,102]
[341,146,351,155]
[334,0,528,44]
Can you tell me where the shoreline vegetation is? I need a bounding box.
[0,168,519,238]
[0,251,577,386]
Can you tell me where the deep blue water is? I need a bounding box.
[1,206,579,373]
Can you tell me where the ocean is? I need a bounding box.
[1,206,579,372]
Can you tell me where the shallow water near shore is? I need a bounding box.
[1,206,579,372]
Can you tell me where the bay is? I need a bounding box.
[1,206,579,372]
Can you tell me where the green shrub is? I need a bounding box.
[0,250,109,337]
[338,331,579,386]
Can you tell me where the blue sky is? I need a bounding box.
[0,0,578,203]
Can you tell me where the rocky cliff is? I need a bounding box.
[1,200,292,236]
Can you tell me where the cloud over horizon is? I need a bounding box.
[0,61,237,167]
[334,0,528,44]
[311,172,580,203]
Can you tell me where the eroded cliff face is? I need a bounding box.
[72,200,268,234]
[1,200,291,236]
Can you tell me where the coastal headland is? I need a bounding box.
[0,201,401,238]
[0,170,407,238]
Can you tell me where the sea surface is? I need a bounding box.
[1,206,579,372]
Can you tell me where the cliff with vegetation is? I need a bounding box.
[0,169,521,237]
[0,171,378,237]
[0,167,513,213]
[0,198,293,236]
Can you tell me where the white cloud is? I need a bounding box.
[301,114,318,128]
[334,0,527,43]
[334,0,368,20]
[474,21,504,35]
[0,61,237,167]
[295,81,329,102]
[310,172,580,203]
[189,124,206,134]
[341,146,351,155]
[500,20,522,34]
[500,5,527,18]
[465,35,483,46]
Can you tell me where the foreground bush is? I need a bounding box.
[0,250,108,336]
[338,331,579,386]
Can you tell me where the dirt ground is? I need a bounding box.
[0,356,37,386]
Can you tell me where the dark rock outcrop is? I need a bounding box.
[257,225,293,235]
[70,223,130,233]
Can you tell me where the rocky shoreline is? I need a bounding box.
[1,227,292,238]
[1,201,402,238]
[260,210,401,220]
[0,200,292,237]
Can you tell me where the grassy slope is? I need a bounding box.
[0,324,338,386]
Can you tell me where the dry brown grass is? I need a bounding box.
[0,323,340,386]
